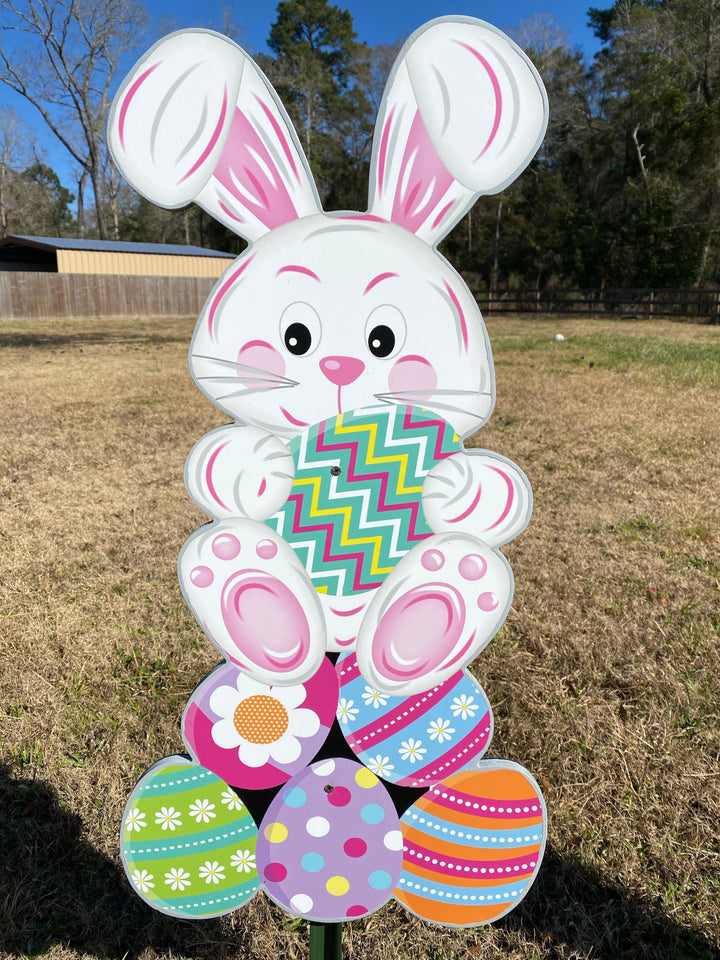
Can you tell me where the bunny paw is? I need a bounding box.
[356,535,512,695]
[179,520,326,685]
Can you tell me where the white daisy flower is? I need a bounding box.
[336,697,359,725]
[155,806,182,831]
[361,685,388,709]
[164,867,191,891]
[125,808,146,832]
[199,860,225,885]
[450,694,478,719]
[221,787,244,811]
[210,673,320,769]
[230,849,256,874]
[367,755,395,777]
[427,717,456,743]
[399,738,426,764]
[132,869,154,893]
[189,798,216,823]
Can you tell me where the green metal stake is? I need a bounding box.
[309,921,342,960]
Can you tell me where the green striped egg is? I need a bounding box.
[120,755,260,918]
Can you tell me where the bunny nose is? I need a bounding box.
[319,356,365,386]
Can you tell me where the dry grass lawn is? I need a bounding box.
[0,315,718,960]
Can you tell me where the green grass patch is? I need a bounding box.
[492,330,720,387]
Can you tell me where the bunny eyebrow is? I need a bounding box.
[276,264,321,282]
[363,272,399,295]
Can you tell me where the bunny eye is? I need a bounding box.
[280,302,321,356]
[365,305,406,359]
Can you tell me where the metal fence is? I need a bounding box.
[0,271,218,320]
[473,288,720,322]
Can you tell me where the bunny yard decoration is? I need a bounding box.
[110,16,549,931]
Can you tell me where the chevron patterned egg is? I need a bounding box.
[121,756,260,918]
[395,762,546,927]
[257,757,403,922]
[266,404,462,596]
[336,653,493,787]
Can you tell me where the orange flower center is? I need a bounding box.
[233,694,289,744]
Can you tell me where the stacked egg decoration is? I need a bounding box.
[336,653,493,788]
[120,757,260,918]
[396,763,546,926]
[257,758,404,922]
[182,657,339,789]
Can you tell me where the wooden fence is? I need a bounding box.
[473,288,720,322]
[3,273,720,323]
[0,272,219,320]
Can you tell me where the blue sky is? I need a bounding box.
[171,1,607,55]
[1,1,610,201]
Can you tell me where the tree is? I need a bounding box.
[260,0,371,208]
[588,0,720,285]
[21,162,74,234]
[0,0,148,238]
[0,107,34,235]
[0,106,75,236]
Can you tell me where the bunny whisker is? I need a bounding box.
[374,388,493,420]
[196,374,297,387]
[191,353,299,387]
[215,383,296,401]
[376,388,491,398]
[191,353,251,370]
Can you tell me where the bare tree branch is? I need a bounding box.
[0,0,148,237]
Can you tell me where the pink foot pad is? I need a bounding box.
[179,519,326,685]
[357,535,513,695]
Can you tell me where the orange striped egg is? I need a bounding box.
[394,761,546,926]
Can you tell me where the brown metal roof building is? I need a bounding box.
[0,235,235,277]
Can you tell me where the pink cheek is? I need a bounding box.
[237,340,286,383]
[388,354,437,401]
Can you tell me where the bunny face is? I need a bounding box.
[190,214,493,439]
[109,21,548,438]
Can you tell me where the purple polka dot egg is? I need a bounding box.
[336,653,493,788]
[257,757,403,922]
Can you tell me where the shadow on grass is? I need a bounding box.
[0,764,255,959]
[503,848,717,960]
[0,764,716,960]
[0,327,190,350]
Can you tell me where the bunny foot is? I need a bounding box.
[356,534,512,696]
[179,520,326,685]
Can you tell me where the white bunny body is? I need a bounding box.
[108,18,548,695]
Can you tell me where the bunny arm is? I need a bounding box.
[184,424,295,520]
[421,450,532,547]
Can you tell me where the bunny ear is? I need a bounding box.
[108,30,321,242]
[368,18,548,245]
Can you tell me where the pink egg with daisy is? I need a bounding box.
[183,657,339,789]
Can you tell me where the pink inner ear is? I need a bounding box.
[390,110,454,235]
[213,105,299,230]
